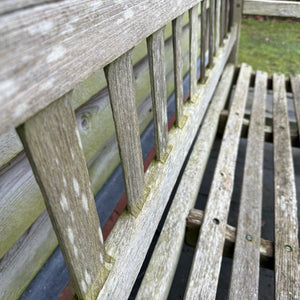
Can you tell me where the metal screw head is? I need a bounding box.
[285,245,292,252]
[246,235,252,241]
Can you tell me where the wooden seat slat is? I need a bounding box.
[229,70,267,299]
[273,73,299,299]
[136,64,235,300]
[184,63,252,299]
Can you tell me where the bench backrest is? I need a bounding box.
[0,0,243,298]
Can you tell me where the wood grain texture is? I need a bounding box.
[17,94,110,299]
[0,20,200,261]
[0,211,57,300]
[172,15,184,128]
[229,70,267,300]
[273,73,299,299]
[185,209,275,270]
[184,63,252,300]
[209,0,215,68]
[105,51,145,216]
[291,75,300,140]
[0,0,205,135]
[243,0,300,18]
[189,5,199,99]
[215,0,221,52]
[200,1,208,82]
[136,64,235,300]
[147,29,169,161]
[96,28,237,300]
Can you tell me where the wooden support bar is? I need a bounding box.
[184,63,252,299]
[273,73,299,299]
[200,0,208,82]
[291,75,300,140]
[215,0,221,52]
[229,71,267,299]
[105,51,145,216]
[172,15,184,127]
[209,0,215,68]
[147,28,169,161]
[136,64,235,300]
[17,94,110,300]
[189,5,199,99]
[185,209,274,270]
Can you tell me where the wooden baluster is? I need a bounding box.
[105,51,145,216]
[172,15,184,127]
[209,0,215,68]
[215,0,221,52]
[189,5,199,100]
[201,0,208,82]
[147,28,169,162]
[17,94,110,300]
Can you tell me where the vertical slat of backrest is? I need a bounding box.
[17,94,110,300]
[273,74,299,299]
[291,75,300,138]
[209,0,215,68]
[224,0,229,37]
[229,0,244,63]
[200,0,208,82]
[220,0,226,45]
[229,71,267,299]
[172,14,184,127]
[189,5,199,99]
[105,51,145,216]
[147,28,169,162]
[215,0,221,51]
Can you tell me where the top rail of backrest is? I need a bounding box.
[243,0,300,18]
[0,0,204,135]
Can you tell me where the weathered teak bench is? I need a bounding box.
[0,0,299,299]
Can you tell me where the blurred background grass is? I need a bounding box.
[238,18,300,76]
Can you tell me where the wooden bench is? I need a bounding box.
[0,0,299,299]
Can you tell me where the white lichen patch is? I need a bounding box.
[28,20,53,35]
[82,193,89,213]
[60,194,69,212]
[124,8,134,19]
[71,149,75,160]
[98,227,104,244]
[47,45,67,63]
[75,127,83,150]
[62,175,67,187]
[74,245,78,258]
[73,177,80,196]
[99,252,104,264]
[84,269,91,285]
[67,227,74,245]
[55,158,59,165]
[81,279,87,294]
[70,212,75,222]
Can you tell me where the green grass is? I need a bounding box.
[238,19,300,76]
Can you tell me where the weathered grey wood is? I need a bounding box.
[173,15,184,128]
[229,0,243,63]
[225,0,230,37]
[184,63,252,299]
[291,75,300,139]
[220,0,226,45]
[201,0,208,82]
[0,21,201,261]
[215,0,221,52]
[147,29,169,162]
[136,64,235,300]
[273,73,299,299]
[218,109,299,147]
[0,211,57,300]
[189,5,199,100]
[229,70,267,299]
[243,0,300,18]
[96,28,237,300]
[0,0,205,135]
[185,209,274,270]
[17,94,110,300]
[105,51,145,216]
[209,0,215,68]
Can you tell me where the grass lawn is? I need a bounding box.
[238,18,300,76]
